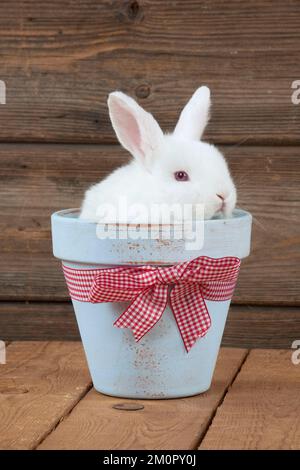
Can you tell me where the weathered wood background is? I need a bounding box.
[0,0,299,346]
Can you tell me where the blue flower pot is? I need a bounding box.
[51,209,252,399]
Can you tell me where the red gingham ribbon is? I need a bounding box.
[63,256,240,352]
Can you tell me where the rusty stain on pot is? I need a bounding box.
[133,347,159,390]
[128,243,141,250]
[155,239,173,247]
[127,316,170,397]
[133,345,158,370]
[145,392,166,398]
[125,260,172,265]
[114,222,183,229]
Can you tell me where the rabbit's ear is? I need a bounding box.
[174,86,211,140]
[108,91,163,168]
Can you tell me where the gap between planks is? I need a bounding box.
[195,349,250,449]
[34,382,93,450]
[37,348,248,450]
[1,144,300,305]
[0,342,92,450]
[5,343,298,450]
[199,349,300,450]
[1,303,299,349]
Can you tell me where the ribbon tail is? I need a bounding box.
[170,284,211,352]
[114,285,168,342]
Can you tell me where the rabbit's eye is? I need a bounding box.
[174,171,189,181]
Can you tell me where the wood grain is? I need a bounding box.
[0,143,299,304]
[38,348,247,450]
[222,305,300,349]
[0,1,299,143]
[0,302,299,349]
[0,302,79,341]
[200,349,300,449]
[0,341,91,450]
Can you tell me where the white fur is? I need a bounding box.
[80,87,236,223]
[174,86,211,140]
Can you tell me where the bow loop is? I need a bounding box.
[63,256,241,352]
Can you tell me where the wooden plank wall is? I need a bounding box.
[0,0,299,346]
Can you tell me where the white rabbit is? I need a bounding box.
[80,86,236,223]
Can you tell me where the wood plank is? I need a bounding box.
[0,1,299,143]
[200,349,300,449]
[0,143,299,304]
[0,302,79,341]
[38,348,247,450]
[0,341,91,450]
[223,305,300,349]
[0,303,299,349]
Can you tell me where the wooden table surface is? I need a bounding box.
[0,342,299,450]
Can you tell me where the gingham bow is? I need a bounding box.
[63,256,240,352]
